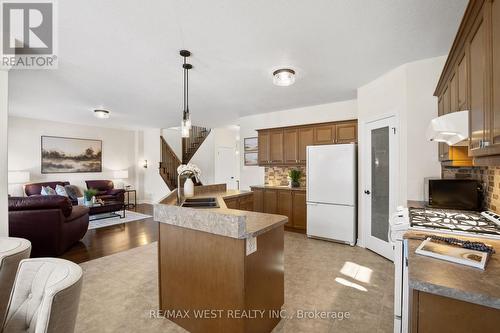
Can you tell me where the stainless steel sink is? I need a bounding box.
[181,197,219,208]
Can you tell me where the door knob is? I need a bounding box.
[364,190,371,195]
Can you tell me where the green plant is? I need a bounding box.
[84,189,98,201]
[288,169,302,184]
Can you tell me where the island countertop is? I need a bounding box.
[404,230,500,309]
[155,185,288,239]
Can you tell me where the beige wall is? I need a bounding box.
[0,71,8,236]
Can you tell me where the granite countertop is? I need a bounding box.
[404,230,500,309]
[155,187,288,239]
[250,184,306,191]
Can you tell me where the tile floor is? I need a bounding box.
[75,232,394,333]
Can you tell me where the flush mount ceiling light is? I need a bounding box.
[180,50,193,138]
[94,109,110,119]
[273,68,295,86]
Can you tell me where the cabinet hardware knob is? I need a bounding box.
[364,190,371,195]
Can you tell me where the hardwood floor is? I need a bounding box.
[61,204,158,264]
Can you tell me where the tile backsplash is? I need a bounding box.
[265,166,307,187]
[442,166,500,212]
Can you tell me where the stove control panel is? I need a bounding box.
[480,211,500,227]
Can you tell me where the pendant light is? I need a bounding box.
[180,50,193,138]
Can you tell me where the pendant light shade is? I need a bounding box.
[180,50,193,138]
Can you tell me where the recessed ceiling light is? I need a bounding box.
[94,109,110,119]
[273,68,295,86]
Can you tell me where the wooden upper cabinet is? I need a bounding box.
[292,191,307,230]
[457,53,468,110]
[313,124,335,145]
[469,12,487,152]
[269,129,284,164]
[335,121,357,143]
[450,73,459,113]
[492,0,500,146]
[277,190,293,227]
[258,131,270,165]
[283,128,299,164]
[298,127,314,163]
[443,85,451,115]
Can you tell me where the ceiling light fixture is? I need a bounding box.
[273,68,295,86]
[180,50,193,138]
[94,109,110,119]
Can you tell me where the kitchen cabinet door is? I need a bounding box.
[258,131,270,165]
[277,190,293,227]
[437,96,449,161]
[292,191,307,230]
[492,0,500,146]
[298,127,314,163]
[450,73,459,113]
[269,129,284,164]
[238,194,254,211]
[252,188,264,212]
[469,13,487,152]
[335,122,357,144]
[283,128,299,164]
[263,189,278,214]
[457,53,468,110]
[313,124,335,145]
[224,197,238,209]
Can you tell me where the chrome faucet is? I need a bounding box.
[177,170,194,205]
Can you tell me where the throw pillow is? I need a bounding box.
[64,185,82,201]
[40,186,56,195]
[55,184,68,197]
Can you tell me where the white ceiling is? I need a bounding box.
[8,0,468,129]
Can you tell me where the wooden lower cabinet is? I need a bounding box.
[251,187,307,231]
[277,190,293,227]
[411,290,500,333]
[263,189,278,214]
[223,194,254,211]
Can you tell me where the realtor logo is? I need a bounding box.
[1,0,58,69]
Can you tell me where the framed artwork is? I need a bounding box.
[244,137,258,152]
[41,136,102,173]
[244,152,258,166]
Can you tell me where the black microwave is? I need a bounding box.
[424,179,483,211]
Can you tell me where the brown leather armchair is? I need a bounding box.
[85,180,125,203]
[24,181,78,205]
[8,196,89,257]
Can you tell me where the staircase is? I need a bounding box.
[159,136,181,189]
[182,126,211,164]
[159,126,211,189]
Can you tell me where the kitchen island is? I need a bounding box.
[154,184,287,333]
[404,230,500,332]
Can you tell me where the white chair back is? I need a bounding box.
[0,238,31,329]
[2,258,82,333]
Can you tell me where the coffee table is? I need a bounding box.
[87,201,126,221]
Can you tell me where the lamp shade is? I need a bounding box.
[8,171,30,184]
[113,170,129,179]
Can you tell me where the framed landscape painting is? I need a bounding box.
[244,137,258,152]
[41,136,102,173]
[244,152,258,166]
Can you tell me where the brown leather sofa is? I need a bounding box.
[8,196,89,257]
[85,180,125,203]
[24,181,78,205]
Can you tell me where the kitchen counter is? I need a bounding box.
[155,186,288,239]
[404,230,500,309]
[250,184,306,191]
[156,184,285,333]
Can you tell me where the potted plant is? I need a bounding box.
[288,169,302,188]
[83,189,98,206]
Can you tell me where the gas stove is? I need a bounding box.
[408,207,500,239]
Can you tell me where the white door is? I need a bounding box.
[363,116,398,260]
[215,147,238,190]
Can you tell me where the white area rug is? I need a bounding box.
[88,211,152,230]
